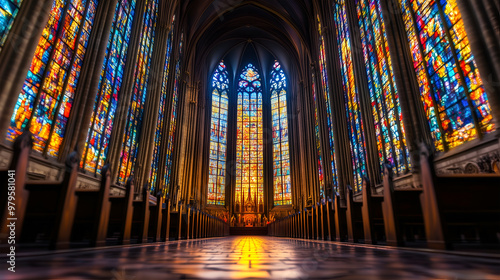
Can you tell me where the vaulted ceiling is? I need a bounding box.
[177,0,316,85]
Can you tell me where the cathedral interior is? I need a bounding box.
[0,0,500,279]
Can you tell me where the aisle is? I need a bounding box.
[2,236,500,279]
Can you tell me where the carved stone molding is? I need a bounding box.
[18,152,62,182]
[0,145,11,169]
[76,174,100,191]
[435,138,500,175]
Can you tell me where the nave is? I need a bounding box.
[2,236,500,279]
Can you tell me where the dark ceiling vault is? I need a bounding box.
[177,0,316,85]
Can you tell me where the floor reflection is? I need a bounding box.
[2,236,500,279]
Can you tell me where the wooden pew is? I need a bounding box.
[21,150,80,250]
[325,198,335,241]
[346,185,364,243]
[382,165,424,247]
[178,202,188,239]
[190,208,197,239]
[322,200,331,241]
[148,191,163,242]
[419,146,500,250]
[0,131,32,243]
[314,203,320,240]
[71,164,112,248]
[361,180,385,245]
[161,196,171,241]
[107,178,134,245]
[130,186,150,243]
[305,208,312,239]
[186,206,192,239]
[319,201,326,240]
[333,193,348,242]
[168,208,180,240]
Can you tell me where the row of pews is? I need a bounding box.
[269,146,500,250]
[0,132,229,250]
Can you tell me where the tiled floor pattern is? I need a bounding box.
[2,236,500,279]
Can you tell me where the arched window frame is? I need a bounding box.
[149,15,175,195]
[82,0,137,175]
[116,0,158,184]
[270,61,291,206]
[355,0,410,174]
[333,0,369,192]
[318,15,339,194]
[8,0,99,157]
[0,0,23,52]
[399,0,494,151]
[234,63,264,214]
[207,61,230,206]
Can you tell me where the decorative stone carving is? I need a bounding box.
[436,146,500,175]
[27,156,63,181]
[76,174,100,191]
[0,146,12,168]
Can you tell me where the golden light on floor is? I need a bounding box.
[218,236,303,279]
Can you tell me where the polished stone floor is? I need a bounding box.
[3,236,500,279]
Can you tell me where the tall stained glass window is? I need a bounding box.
[0,0,23,52]
[208,61,229,205]
[270,61,291,206]
[400,0,493,151]
[82,0,137,174]
[117,0,158,184]
[149,16,174,194]
[312,76,325,195]
[356,0,410,174]
[317,15,339,194]
[235,63,264,213]
[333,0,368,192]
[8,0,98,157]
[163,33,184,195]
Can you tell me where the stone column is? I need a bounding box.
[379,0,436,179]
[455,0,500,131]
[302,67,321,204]
[289,76,302,209]
[107,0,147,182]
[135,1,174,191]
[318,2,353,205]
[309,66,328,200]
[176,72,193,205]
[298,73,317,205]
[171,69,188,206]
[60,0,119,160]
[295,79,310,207]
[155,35,179,200]
[0,0,53,139]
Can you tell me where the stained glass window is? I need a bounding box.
[333,0,368,192]
[312,76,325,195]
[235,63,264,213]
[0,0,23,52]
[356,0,410,174]
[271,61,291,206]
[208,61,229,205]
[400,0,493,151]
[149,16,174,194]
[317,15,338,194]
[81,0,137,175]
[8,0,98,157]
[163,32,183,195]
[117,0,158,184]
